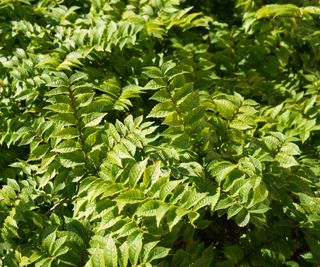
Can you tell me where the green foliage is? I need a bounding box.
[0,0,320,266]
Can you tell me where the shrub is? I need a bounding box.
[0,0,320,266]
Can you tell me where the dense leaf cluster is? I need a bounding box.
[1,0,320,266]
